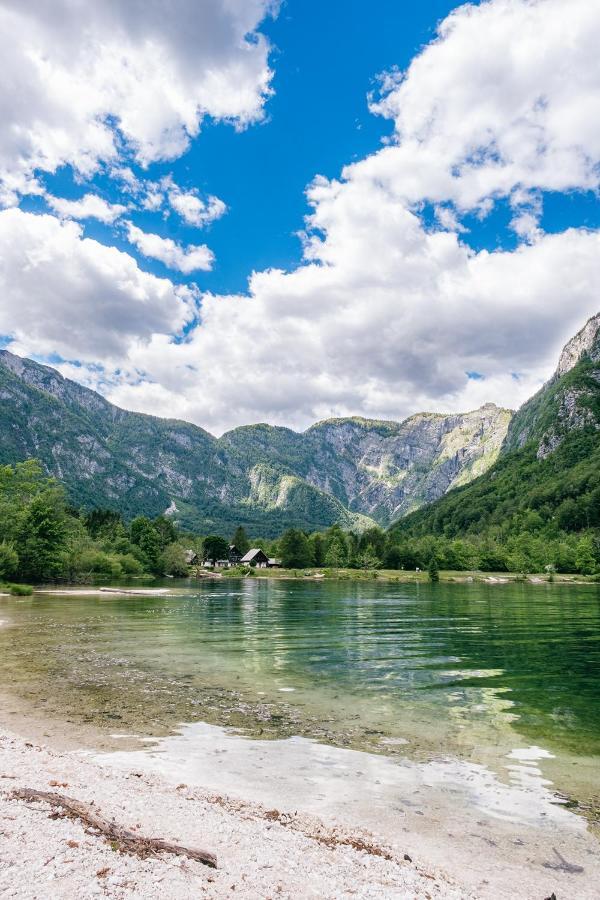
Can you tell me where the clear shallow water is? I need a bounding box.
[1,579,599,807]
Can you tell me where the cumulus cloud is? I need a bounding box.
[132,176,228,226]
[0,0,275,203]
[0,209,196,362]
[107,222,600,434]
[101,0,600,433]
[367,0,600,216]
[125,222,214,273]
[166,183,228,227]
[46,193,127,223]
[4,0,600,438]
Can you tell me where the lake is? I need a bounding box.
[1,579,599,810]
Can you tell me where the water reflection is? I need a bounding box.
[1,580,599,762]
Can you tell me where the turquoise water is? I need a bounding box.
[1,579,599,802]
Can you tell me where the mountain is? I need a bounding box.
[0,349,510,536]
[390,313,600,541]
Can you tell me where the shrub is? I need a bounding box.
[118,553,144,575]
[9,583,33,596]
[0,543,19,580]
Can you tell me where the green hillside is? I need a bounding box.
[388,314,600,574]
[0,350,509,536]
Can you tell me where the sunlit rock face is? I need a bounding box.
[503,313,600,459]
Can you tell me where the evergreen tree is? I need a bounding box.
[203,534,229,565]
[279,529,313,568]
[17,491,68,582]
[324,536,347,568]
[232,526,250,556]
[427,555,440,583]
[309,532,325,566]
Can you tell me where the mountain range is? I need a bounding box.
[0,348,511,536]
[1,312,597,538]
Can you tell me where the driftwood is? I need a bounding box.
[11,789,217,868]
[98,587,171,595]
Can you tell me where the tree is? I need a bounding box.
[130,516,162,572]
[309,533,325,566]
[428,556,440,583]
[153,515,178,549]
[203,535,229,565]
[279,529,313,568]
[383,545,403,569]
[356,544,381,570]
[17,490,68,582]
[232,526,250,556]
[325,536,347,567]
[358,527,386,560]
[161,543,190,577]
[0,542,18,580]
[575,535,596,575]
[84,508,123,539]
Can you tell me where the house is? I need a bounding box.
[267,558,282,568]
[228,544,242,566]
[240,548,269,568]
[213,545,244,568]
[184,549,199,566]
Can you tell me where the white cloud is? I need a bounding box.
[101,0,600,433]
[106,222,600,435]
[4,0,600,439]
[0,209,196,362]
[166,181,227,227]
[0,0,275,203]
[367,0,600,215]
[125,222,214,273]
[46,193,127,223]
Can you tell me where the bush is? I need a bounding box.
[0,543,18,580]
[160,543,189,577]
[77,549,123,577]
[117,553,143,575]
[9,583,33,596]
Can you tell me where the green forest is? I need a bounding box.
[0,460,199,589]
[3,425,600,589]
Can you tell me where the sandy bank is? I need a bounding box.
[0,726,468,900]
[34,587,174,597]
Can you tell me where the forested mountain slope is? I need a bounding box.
[390,313,600,545]
[0,349,510,535]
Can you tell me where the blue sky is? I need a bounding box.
[23,0,599,296]
[24,0,465,294]
[1,0,600,433]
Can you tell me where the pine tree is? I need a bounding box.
[232,526,250,556]
[428,555,440,583]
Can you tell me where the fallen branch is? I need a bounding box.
[11,789,217,868]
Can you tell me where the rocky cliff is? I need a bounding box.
[503,313,600,458]
[390,311,600,541]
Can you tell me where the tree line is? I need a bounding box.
[0,461,195,584]
[2,459,598,585]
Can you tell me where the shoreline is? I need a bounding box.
[1,709,599,898]
[26,570,600,598]
[0,720,470,899]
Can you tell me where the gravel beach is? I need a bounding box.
[0,725,471,899]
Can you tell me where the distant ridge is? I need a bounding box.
[0,348,511,535]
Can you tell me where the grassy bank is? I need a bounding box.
[214,567,597,585]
